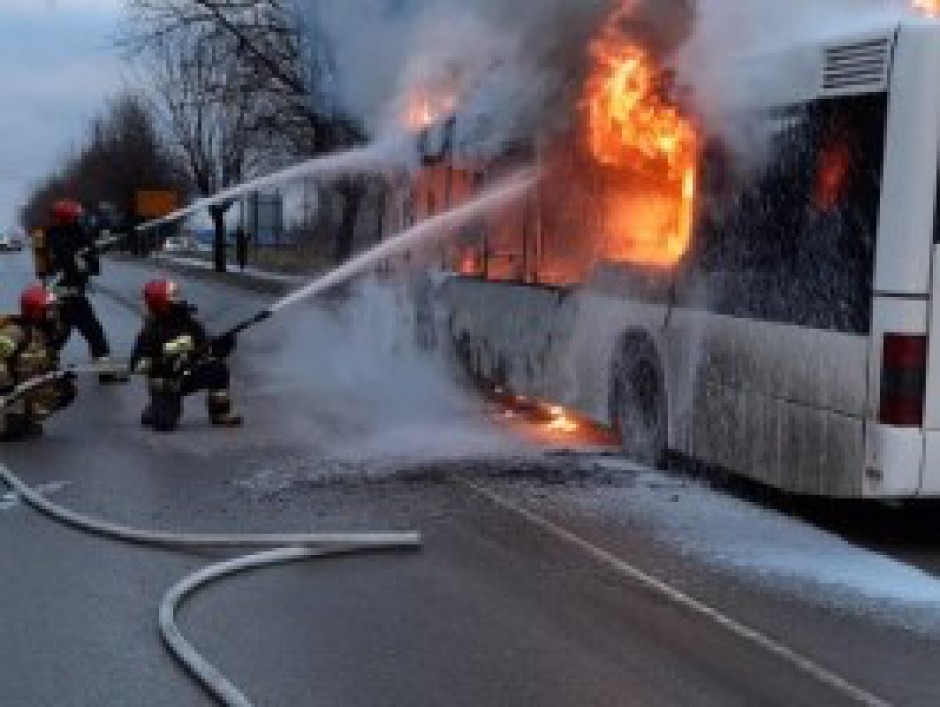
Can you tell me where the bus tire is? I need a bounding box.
[611,335,667,468]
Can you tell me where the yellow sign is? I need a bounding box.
[136,191,178,219]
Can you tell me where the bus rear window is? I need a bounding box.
[693,92,889,334]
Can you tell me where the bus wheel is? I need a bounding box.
[612,340,667,468]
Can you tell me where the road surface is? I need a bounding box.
[1,250,939,706]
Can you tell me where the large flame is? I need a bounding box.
[913,0,940,17]
[582,10,699,268]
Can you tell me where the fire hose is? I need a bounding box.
[0,170,542,701]
[0,357,141,412]
[0,319,421,704]
[0,308,273,413]
[0,237,427,702]
[0,461,421,705]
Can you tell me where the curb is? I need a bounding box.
[108,253,303,297]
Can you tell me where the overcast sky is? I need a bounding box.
[0,0,124,231]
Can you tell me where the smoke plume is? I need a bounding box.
[298,0,609,151]
[676,0,916,151]
[299,0,922,157]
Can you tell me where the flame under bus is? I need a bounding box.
[392,21,940,499]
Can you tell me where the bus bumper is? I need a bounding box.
[865,424,924,497]
[920,431,940,496]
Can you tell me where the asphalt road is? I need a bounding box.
[1,250,939,706]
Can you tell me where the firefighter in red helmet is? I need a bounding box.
[46,198,125,384]
[51,199,83,228]
[0,284,75,439]
[130,279,241,432]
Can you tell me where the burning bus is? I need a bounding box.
[385,9,940,499]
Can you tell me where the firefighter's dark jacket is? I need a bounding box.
[47,224,100,290]
[130,304,210,378]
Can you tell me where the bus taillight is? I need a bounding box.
[879,334,928,427]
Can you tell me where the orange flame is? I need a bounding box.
[814,142,851,211]
[913,0,940,17]
[457,247,481,276]
[404,89,457,131]
[582,9,699,268]
[546,405,579,434]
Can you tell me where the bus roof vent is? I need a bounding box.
[822,36,892,94]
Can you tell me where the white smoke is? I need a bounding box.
[296,0,609,152]
[686,0,912,58]
[675,0,918,155]
[259,278,522,464]
[298,0,923,158]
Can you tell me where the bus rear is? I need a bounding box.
[866,23,940,497]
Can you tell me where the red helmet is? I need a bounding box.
[143,279,182,316]
[51,199,84,227]
[20,284,56,323]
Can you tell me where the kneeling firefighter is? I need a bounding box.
[130,279,242,432]
[0,285,76,439]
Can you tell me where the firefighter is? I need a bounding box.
[46,198,126,384]
[0,285,76,439]
[130,279,242,432]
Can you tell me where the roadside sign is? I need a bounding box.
[136,191,179,219]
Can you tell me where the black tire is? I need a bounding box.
[611,336,667,468]
[150,392,182,433]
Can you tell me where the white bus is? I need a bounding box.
[396,21,940,499]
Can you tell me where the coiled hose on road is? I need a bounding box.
[0,462,421,706]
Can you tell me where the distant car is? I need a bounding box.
[162,236,192,253]
[192,238,213,254]
[0,235,24,252]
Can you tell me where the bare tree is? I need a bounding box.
[147,25,259,271]
[21,92,186,234]
[123,0,370,263]
[83,93,190,220]
[125,0,362,149]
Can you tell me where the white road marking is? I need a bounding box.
[1,481,69,512]
[459,478,891,707]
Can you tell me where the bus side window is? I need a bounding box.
[691,93,887,333]
[692,118,812,288]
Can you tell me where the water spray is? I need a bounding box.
[212,168,539,343]
[135,139,409,233]
[9,169,538,398]
[0,167,539,704]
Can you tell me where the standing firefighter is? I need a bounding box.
[235,226,248,272]
[46,198,125,383]
[130,279,242,432]
[0,285,76,439]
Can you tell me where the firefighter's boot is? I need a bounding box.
[2,413,43,440]
[207,391,242,427]
[141,404,155,428]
